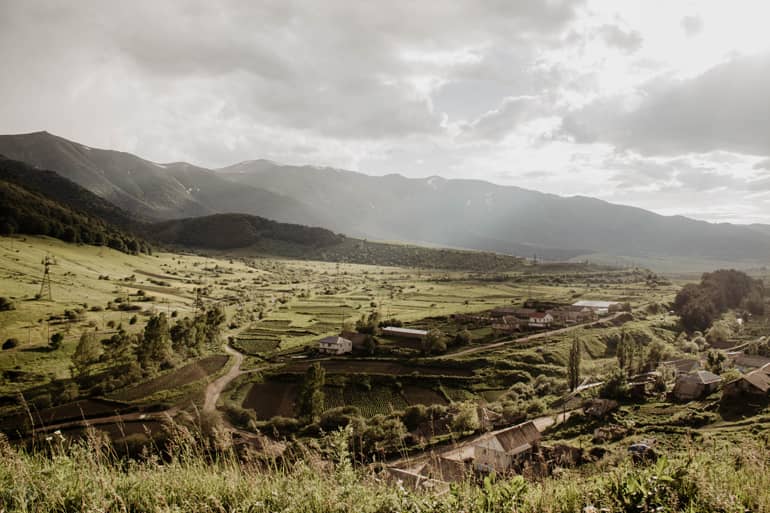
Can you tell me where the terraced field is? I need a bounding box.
[280,359,474,377]
[110,355,229,402]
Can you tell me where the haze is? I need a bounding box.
[1,0,769,223]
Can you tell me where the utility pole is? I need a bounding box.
[39,255,56,301]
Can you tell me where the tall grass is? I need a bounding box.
[0,427,768,512]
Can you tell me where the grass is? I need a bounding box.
[1,426,769,512]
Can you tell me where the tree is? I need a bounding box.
[706,350,726,374]
[451,401,480,433]
[297,362,325,423]
[71,331,102,376]
[136,313,172,372]
[568,337,581,391]
[422,329,447,355]
[49,332,64,350]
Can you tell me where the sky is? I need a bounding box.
[1,1,770,224]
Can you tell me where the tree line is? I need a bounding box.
[674,269,765,332]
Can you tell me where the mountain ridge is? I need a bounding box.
[2,131,770,264]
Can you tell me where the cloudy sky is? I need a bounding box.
[2,1,770,224]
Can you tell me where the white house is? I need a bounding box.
[528,312,554,329]
[318,336,353,355]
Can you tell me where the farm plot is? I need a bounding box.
[0,398,135,434]
[280,359,474,377]
[242,381,298,420]
[111,355,228,402]
[60,419,165,443]
[343,386,408,417]
[401,385,448,406]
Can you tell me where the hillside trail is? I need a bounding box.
[203,344,246,413]
[435,311,627,360]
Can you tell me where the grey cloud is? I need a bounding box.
[0,0,584,164]
[461,96,545,141]
[561,53,770,157]
[598,24,643,53]
[681,15,704,37]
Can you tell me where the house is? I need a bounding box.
[571,300,621,316]
[318,336,353,355]
[381,326,428,340]
[722,364,770,399]
[528,312,553,329]
[672,370,722,401]
[730,353,770,372]
[567,306,598,323]
[473,421,541,473]
[491,315,521,334]
[662,358,701,376]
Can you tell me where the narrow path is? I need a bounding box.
[203,344,245,413]
[435,312,626,359]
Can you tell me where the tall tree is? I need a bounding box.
[297,362,325,423]
[71,330,102,376]
[137,313,172,372]
[568,337,582,391]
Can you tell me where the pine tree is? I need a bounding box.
[71,330,102,376]
[297,362,325,423]
[568,337,582,391]
[137,313,172,372]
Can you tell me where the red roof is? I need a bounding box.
[530,312,551,319]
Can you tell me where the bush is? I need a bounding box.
[2,338,19,350]
[0,297,15,311]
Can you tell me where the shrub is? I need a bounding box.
[0,297,15,311]
[2,338,19,350]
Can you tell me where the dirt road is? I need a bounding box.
[436,312,626,359]
[203,344,245,413]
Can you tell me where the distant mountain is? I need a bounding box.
[0,132,321,225]
[220,160,770,263]
[0,156,150,254]
[750,224,770,238]
[3,131,770,264]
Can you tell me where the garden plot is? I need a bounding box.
[242,381,298,419]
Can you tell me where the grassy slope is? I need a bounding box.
[1,430,768,512]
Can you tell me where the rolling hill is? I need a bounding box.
[0,132,322,225]
[2,131,770,264]
[0,156,150,254]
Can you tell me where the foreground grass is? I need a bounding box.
[1,429,768,513]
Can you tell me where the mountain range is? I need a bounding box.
[1,131,769,265]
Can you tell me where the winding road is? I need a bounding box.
[203,344,246,413]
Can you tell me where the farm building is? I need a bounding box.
[528,312,554,329]
[663,358,701,376]
[571,300,621,316]
[491,315,521,334]
[722,364,770,400]
[318,336,353,355]
[672,370,722,401]
[548,307,596,327]
[730,353,770,372]
[381,327,428,340]
[473,421,541,474]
